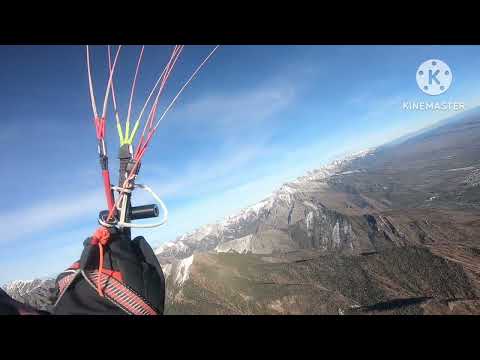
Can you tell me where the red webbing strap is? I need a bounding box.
[93,115,115,213]
[55,262,81,301]
[90,227,111,297]
[54,270,80,308]
[58,272,78,296]
[102,170,115,212]
[68,262,81,270]
[83,270,158,315]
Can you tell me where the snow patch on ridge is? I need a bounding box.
[2,279,49,295]
[215,235,254,254]
[175,255,194,285]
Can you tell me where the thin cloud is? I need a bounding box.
[0,189,104,244]
[179,85,296,127]
[138,141,270,202]
[166,61,317,136]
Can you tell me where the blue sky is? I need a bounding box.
[1,45,480,284]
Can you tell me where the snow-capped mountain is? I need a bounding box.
[2,278,57,312]
[155,148,377,262]
[160,112,480,314]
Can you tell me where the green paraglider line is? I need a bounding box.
[117,121,125,145]
[127,120,141,145]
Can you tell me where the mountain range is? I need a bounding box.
[158,111,480,314]
[4,111,480,314]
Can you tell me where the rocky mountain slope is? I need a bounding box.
[157,115,480,260]
[1,278,56,312]
[156,149,377,261]
[161,114,480,314]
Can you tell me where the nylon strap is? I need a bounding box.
[82,270,158,315]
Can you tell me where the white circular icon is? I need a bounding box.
[416,59,452,96]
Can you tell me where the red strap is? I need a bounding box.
[57,273,78,298]
[84,270,157,315]
[99,268,123,283]
[90,227,112,297]
[91,227,110,246]
[69,262,123,282]
[68,262,80,270]
[101,170,115,213]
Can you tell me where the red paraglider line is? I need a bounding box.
[102,45,219,222]
[126,46,145,126]
[136,45,219,163]
[136,45,183,154]
[86,45,122,213]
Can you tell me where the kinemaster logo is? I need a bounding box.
[402,58,464,112]
[416,59,452,96]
